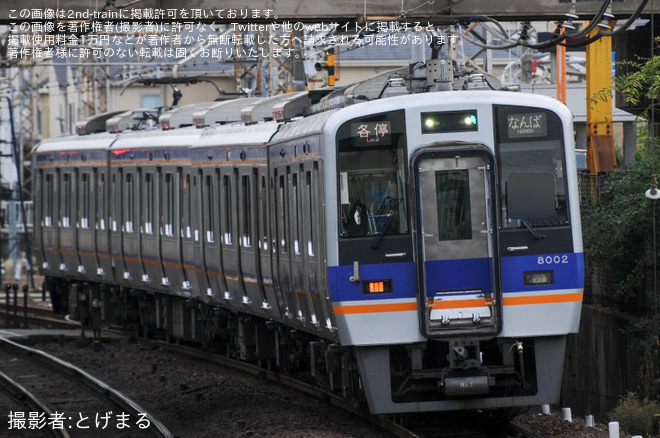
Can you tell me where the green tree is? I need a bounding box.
[585,48,660,400]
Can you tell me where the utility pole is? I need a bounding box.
[586,24,617,173]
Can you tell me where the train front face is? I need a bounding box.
[327,92,584,414]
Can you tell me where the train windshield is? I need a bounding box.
[495,105,569,229]
[336,110,409,238]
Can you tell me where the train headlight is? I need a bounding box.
[424,118,437,129]
[523,270,554,286]
[420,110,478,133]
[463,114,477,127]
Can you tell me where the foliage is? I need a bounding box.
[609,391,660,437]
[615,54,660,107]
[586,48,660,401]
[581,144,657,313]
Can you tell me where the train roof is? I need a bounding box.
[269,110,337,144]
[240,92,308,124]
[192,121,280,149]
[159,102,216,130]
[192,97,260,127]
[111,126,203,150]
[33,132,119,153]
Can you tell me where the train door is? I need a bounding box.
[411,146,501,338]
[273,166,299,321]
[95,169,113,281]
[76,169,95,276]
[257,169,280,314]
[159,167,186,294]
[238,167,270,312]
[301,159,333,330]
[220,167,244,302]
[34,169,45,271]
[288,165,313,324]
[183,170,204,296]
[139,168,163,288]
[40,169,61,274]
[201,168,226,300]
[59,168,80,276]
[110,169,127,281]
[121,169,140,282]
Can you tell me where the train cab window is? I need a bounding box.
[62,172,71,228]
[81,172,90,229]
[336,110,409,238]
[495,106,569,229]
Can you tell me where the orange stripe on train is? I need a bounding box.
[333,293,583,315]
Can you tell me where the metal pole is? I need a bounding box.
[4,283,10,325]
[22,284,28,328]
[11,283,18,327]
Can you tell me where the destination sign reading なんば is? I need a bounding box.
[507,113,547,138]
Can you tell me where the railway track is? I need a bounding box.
[0,301,78,330]
[150,338,540,438]
[0,336,172,437]
[0,307,541,438]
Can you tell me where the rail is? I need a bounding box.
[0,336,174,438]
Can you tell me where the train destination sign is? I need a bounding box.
[507,112,547,138]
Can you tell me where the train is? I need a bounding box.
[32,64,584,415]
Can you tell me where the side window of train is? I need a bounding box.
[260,175,268,251]
[125,172,134,233]
[80,172,90,229]
[98,173,106,230]
[44,172,53,227]
[336,110,409,238]
[164,172,174,236]
[222,174,233,246]
[205,173,214,243]
[241,174,252,248]
[278,172,287,254]
[145,172,154,234]
[184,173,191,239]
[111,172,118,232]
[62,172,71,228]
[178,169,184,239]
[306,167,316,257]
[292,171,300,255]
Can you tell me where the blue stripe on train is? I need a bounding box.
[500,252,584,292]
[327,262,416,303]
[328,253,584,303]
[424,258,493,299]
